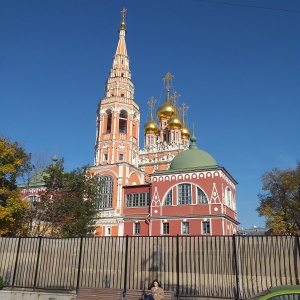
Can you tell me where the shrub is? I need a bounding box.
[0,275,3,289]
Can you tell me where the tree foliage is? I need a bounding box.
[29,159,99,237]
[0,137,31,236]
[257,162,300,234]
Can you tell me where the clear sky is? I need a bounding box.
[1,0,300,230]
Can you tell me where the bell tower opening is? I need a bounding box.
[119,110,128,134]
[106,109,112,133]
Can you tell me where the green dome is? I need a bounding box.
[28,170,48,186]
[170,135,217,170]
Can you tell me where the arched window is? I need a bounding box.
[119,110,127,134]
[93,175,113,209]
[178,184,191,204]
[164,189,172,206]
[106,110,112,133]
[197,187,208,204]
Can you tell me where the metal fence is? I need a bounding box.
[0,235,299,299]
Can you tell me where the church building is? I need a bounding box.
[90,9,239,236]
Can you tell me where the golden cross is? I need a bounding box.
[147,96,157,116]
[162,72,174,91]
[180,102,189,123]
[171,91,181,106]
[121,8,127,22]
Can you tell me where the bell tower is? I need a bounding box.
[94,8,140,167]
[91,9,145,237]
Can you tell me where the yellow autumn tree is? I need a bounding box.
[257,162,300,235]
[0,137,31,236]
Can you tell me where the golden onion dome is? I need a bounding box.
[144,116,159,134]
[181,124,190,139]
[167,115,182,129]
[156,102,175,120]
[156,90,175,120]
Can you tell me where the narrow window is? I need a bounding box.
[182,222,189,234]
[104,154,108,161]
[163,223,169,235]
[121,93,124,97]
[106,110,112,133]
[119,110,127,134]
[106,227,111,236]
[134,223,140,235]
[121,73,124,77]
[164,190,172,206]
[202,221,210,234]
[119,153,124,161]
[226,187,231,208]
[126,194,132,207]
[133,194,139,207]
[178,184,191,204]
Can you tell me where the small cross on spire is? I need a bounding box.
[121,8,127,22]
[147,96,157,117]
[162,72,174,91]
[171,91,181,107]
[120,8,127,30]
[180,102,189,123]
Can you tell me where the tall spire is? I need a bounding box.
[95,8,138,167]
[116,8,127,56]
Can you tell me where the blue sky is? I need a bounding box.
[1,0,300,230]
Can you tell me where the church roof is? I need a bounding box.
[169,135,218,171]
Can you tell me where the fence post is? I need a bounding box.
[176,234,180,300]
[33,236,42,291]
[232,234,240,300]
[11,237,22,288]
[76,236,84,294]
[296,235,300,285]
[123,235,129,291]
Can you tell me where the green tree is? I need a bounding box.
[32,159,99,237]
[0,137,31,236]
[257,162,300,234]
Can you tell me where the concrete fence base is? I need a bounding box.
[0,289,75,300]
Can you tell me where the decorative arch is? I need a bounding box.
[94,169,118,178]
[127,170,144,185]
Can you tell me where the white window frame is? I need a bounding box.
[162,222,169,235]
[202,221,211,235]
[182,222,189,234]
[134,222,140,235]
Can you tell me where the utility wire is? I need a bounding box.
[197,0,300,13]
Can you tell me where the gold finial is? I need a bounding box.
[162,72,174,91]
[120,8,127,29]
[180,102,189,123]
[147,96,157,117]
